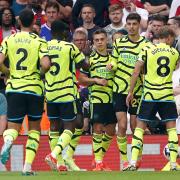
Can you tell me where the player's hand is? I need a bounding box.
[106,63,113,71]
[94,78,108,86]
[126,92,134,107]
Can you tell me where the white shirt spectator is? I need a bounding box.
[169,0,180,18]
[122,7,149,26]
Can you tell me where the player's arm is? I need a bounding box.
[78,71,108,87]
[106,55,118,71]
[76,59,90,71]
[126,60,144,107]
[0,54,9,77]
[0,38,10,77]
[107,41,119,71]
[39,39,51,74]
[40,55,51,74]
[126,60,144,106]
[73,44,90,71]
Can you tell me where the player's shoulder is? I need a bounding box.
[142,41,154,51]
[116,35,128,44]
[170,46,179,56]
[158,43,179,54]
[57,41,78,51]
[31,33,47,44]
[140,35,148,42]
[89,50,98,59]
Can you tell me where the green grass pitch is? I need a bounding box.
[0,171,180,180]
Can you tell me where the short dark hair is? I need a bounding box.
[126,13,141,23]
[45,1,59,12]
[19,8,34,27]
[158,26,175,39]
[149,14,167,24]
[51,19,69,39]
[81,3,95,13]
[92,28,107,39]
[117,29,128,35]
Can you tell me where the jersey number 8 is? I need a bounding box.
[157,56,170,77]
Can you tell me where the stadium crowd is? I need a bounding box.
[0,0,180,174]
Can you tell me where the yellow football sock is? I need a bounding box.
[49,131,65,165]
[93,133,103,162]
[117,136,128,162]
[167,128,178,163]
[52,129,73,157]
[102,133,113,159]
[25,130,40,164]
[3,129,18,142]
[161,162,180,171]
[66,128,83,159]
[131,128,144,164]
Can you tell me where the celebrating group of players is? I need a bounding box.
[0,7,179,175]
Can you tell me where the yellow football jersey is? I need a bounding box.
[0,31,48,96]
[88,51,114,103]
[111,35,148,96]
[138,43,179,101]
[45,40,85,102]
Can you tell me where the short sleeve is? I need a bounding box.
[38,39,49,59]
[138,48,147,63]
[72,44,85,64]
[0,37,8,56]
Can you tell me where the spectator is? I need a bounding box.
[143,14,166,41]
[151,15,167,34]
[32,21,41,35]
[169,0,180,18]
[167,16,180,52]
[0,0,10,11]
[73,27,91,55]
[122,0,149,30]
[110,0,144,8]
[0,7,17,44]
[141,0,171,16]
[40,1,60,41]
[110,0,124,7]
[104,4,124,48]
[72,0,109,28]
[80,4,99,43]
[11,0,28,17]
[56,0,73,21]
[27,0,46,25]
[0,7,16,98]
